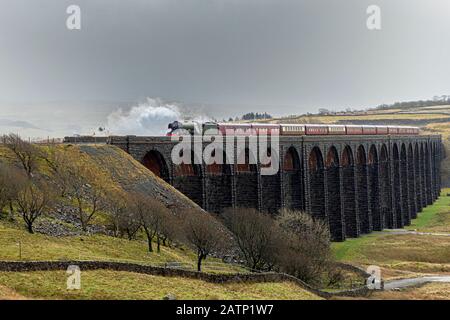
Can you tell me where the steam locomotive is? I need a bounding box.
[167,121,420,136]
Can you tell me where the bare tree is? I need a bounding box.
[131,193,170,253]
[223,208,280,271]
[159,212,182,248]
[107,191,142,240]
[0,162,27,217]
[64,163,107,232]
[2,134,41,177]
[183,210,226,272]
[107,192,129,237]
[276,209,332,285]
[118,208,141,240]
[40,145,71,197]
[16,180,53,233]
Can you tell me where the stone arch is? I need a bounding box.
[437,142,442,197]
[379,144,392,229]
[420,143,427,208]
[308,147,325,220]
[142,150,170,182]
[341,145,358,237]
[400,143,410,226]
[414,143,423,212]
[261,147,282,213]
[356,145,371,234]
[172,151,203,207]
[425,142,432,204]
[236,148,257,173]
[235,148,259,209]
[368,145,382,230]
[204,148,233,213]
[428,142,436,201]
[392,143,402,228]
[432,143,438,199]
[407,143,417,219]
[283,146,303,211]
[434,142,441,198]
[325,146,344,241]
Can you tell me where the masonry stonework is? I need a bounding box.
[109,134,442,242]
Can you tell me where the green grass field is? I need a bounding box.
[405,189,450,232]
[0,270,321,300]
[0,221,245,274]
[332,189,450,278]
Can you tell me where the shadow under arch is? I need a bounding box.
[204,148,233,213]
[325,146,344,241]
[368,145,382,230]
[261,147,281,214]
[407,143,417,219]
[341,145,358,238]
[308,146,325,220]
[356,145,371,234]
[142,150,170,183]
[235,148,259,210]
[400,143,410,226]
[414,143,423,212]
[420,143,427,208]
[392,143,403,228]
[379,144,392,229]
[172,150,203,207]
[424,142,432,204]
[283,147,303,211]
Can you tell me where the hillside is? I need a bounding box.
[58,144,201,213]
[0,142,324,300]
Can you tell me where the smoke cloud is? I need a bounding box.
[106,98,213,136]
[106,98,181,136]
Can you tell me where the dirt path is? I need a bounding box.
[384,276,450,290]
[382,229,450,237]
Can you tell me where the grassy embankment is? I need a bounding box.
[0,222,320,300]
[0,270,321,300]
[0,143,319,300]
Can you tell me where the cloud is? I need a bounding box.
[0,119,42,130]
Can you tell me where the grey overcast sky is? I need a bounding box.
[0,0,449,137]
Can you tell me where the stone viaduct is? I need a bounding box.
[108,134,442,241]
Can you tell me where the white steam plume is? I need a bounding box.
[106,98,181,136]
[106,98,213,136]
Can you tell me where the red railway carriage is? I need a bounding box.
[218,123,253,136]
[376,126,389,135]
[403,126,419,135]
[251,123,280,135]
[362,125,377,135]
[280,124,306,135]
[398,127,409,135]
[346,125,364,135]
[305,124,328,135]
[388,126,399,135]
[327,125,346,135]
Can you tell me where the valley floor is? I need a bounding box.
[332,188,450,299]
